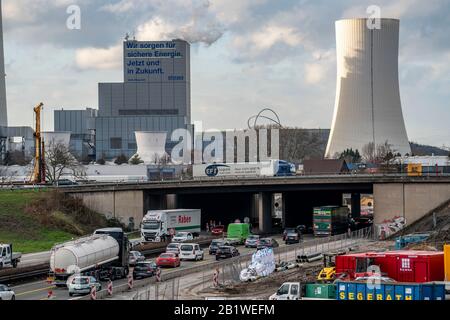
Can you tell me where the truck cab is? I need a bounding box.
[270,282,300,300]
[0,244,21,269]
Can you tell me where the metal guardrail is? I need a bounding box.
[0,266,49,283]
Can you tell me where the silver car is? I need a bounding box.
[0,284,15,300]
[68,276,102,297]
[166,243,181,255]
[129,251,145,266]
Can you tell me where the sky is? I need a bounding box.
[2,0,449,148]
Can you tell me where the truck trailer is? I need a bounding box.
[48,228,130,287]
[193,160,296,178]
[313,206,349,236]
[141,209,201,242]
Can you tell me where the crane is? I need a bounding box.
[30,102,45,184]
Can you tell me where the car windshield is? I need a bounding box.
[260,239,270,244]
[287,233,297,237]
[219,247,231,252]
[211,240,223,245]
[167,244,178,249]
[248,235,259,240]
[181,245,193,251]
[176,232,188,237]
[160,254,174,258]
[143,221,160,230]
[73,277,89,285]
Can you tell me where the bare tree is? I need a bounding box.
[45,142,84,184]
[362,142,376,163]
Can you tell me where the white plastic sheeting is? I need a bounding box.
[240,248,276,281]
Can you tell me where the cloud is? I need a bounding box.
[75,44,122,70]
[304,63,327,84]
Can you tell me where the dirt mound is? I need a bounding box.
[392,198,450,244]
[24,191,125,236]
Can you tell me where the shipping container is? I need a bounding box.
[336,281,445,300]
[335,250,444,283]
[445,245,450,281]
[305,283,336,299]
[313,206,349,236]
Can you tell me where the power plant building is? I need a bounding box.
[325,18,411,158]
[55,39,191,161]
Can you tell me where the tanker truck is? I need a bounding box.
[48,228,130,287]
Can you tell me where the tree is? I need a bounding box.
[362,142,376,163]
[129,154,144,165]
[339,148,361,164]
[45,142,84,184]
[114,154,128,165]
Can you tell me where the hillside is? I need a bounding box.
[410,142,449,156]
[0,189,124,253]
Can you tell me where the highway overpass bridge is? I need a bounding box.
[61,175,450,235]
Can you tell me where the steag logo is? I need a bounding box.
[205,164,229,177]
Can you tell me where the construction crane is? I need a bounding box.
[30,102,45,184]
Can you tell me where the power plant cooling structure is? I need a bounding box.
[132,131,168,164]
[325,18,411,158]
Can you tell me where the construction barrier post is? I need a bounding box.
[90,285,97,300]
[213,267,219,287]
[156,268,161,282]
[128,275,134,290]
[107,280,113,296]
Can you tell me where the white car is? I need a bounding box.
[179,243,204,261]
[172,232,193,242]
[128,251,145,266]
[68,276,102,297]
[166,243,181,255]
[0,284,15,300]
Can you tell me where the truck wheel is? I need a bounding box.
[69,293,73,297]
[124,267,129,277]
[11,295,15,301]
[12,260,17,268]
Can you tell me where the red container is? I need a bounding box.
[336,250,444,283]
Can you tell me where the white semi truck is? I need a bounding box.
[0,244,21,269]
[193,160,296,178]
[141,209,201,242]
[48,228,130,287]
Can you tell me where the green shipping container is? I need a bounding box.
[305,284,336,299]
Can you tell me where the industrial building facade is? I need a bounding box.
[55,39,191,160]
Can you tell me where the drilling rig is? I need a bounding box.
[30,103,46,184]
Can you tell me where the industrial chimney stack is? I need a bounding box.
[0,0,7,127]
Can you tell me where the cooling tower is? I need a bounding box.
[132,131,168,163]
[41,131,71,149]
[0,0,8,127]
[325,18,411,158]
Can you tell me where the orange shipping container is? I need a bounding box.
[445,245,450,281]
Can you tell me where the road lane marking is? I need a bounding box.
[16,285,56,297]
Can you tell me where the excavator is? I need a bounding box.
[30,102,46,184]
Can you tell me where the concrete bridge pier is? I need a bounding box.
[351,193,361,218]
[254,192,273,234]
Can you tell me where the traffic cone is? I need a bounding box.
[47,290,54,299]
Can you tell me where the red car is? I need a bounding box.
[211,225,225,236]
[156,253,180,268]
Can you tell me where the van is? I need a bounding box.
[226,223,250,245]
[179,243,204,261]
[269,282,300,300]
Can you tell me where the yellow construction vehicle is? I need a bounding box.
[317,251,346,282]
[30,102,45,184]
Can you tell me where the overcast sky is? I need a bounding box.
[2,0,449,148]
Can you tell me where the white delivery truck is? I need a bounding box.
[0,244,21,269]
[141,209,201,242]
[193,160,296,178]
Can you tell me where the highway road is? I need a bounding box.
[14,236,287,300]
